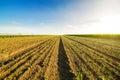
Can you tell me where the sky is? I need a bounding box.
[0,0,120,34]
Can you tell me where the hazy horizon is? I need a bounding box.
[0,0,120,34]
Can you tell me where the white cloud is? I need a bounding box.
[0,24,65,35]
[60,0,120,34]
[0,26,34,34]
[10,21,22,25]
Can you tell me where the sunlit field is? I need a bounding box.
[0,35,120,80]
[0,0,120,80]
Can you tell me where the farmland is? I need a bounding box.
[0,35,120,80]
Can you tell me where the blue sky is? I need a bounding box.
[0,0,71,25]
[0,0,120,34]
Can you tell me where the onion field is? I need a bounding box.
[0,35,120,80]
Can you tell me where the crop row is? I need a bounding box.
[62,36,120,80]
[0,37,58,80]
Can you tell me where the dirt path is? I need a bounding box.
[45,37,74,80]
[58,38,74,80]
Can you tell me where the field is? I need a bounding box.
[0,35,120,80]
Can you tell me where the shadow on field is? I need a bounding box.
[58,38,75,80]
